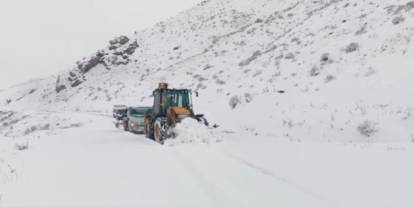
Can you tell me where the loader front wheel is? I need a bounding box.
[154,119,164,144]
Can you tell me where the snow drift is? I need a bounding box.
[167,118,224,145]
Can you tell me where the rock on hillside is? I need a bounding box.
[56,36,139,92]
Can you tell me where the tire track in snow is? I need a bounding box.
[172,151,246,207]
[225,153,347,207]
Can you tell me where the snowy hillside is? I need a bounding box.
[1,0,414,143]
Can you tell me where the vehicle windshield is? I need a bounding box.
[165,91,190,108]
[114,109,127,114]
[129,108,148,116]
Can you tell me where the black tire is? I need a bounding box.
[123,121,129,131]
[153,118,167,144]
[145,124,153,139]
[153,119,162,144]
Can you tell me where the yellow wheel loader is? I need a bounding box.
[144,83,208,144]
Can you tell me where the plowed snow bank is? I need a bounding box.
[167,118,224,146]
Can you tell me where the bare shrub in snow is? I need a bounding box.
[24,126,38,136]
[285,52,295,60]
[196,83,207,90]
[365,67,376,77]
[392,16,405,25]
[15,142,29,151]
[40,124,50,130]
[228,94,253,109]
[198,0,212,7]
[355,23,368,35]
[239,50,261,66]
[321,53,334,64]
[357,121,378,137]
[255,18,263,23]
[310,66,321,77]
[321,53,330,62]
[229,96,241,109]
[203,64,213,70]
[407,1,414,10]
[216,79,226,85]
[291,37,301,45]
[388,2,414,14]
[345,42,360,53]
[68,123,83,128]
[252,70,262,77]
[194,75,208,82]
[244,93,253,103]
[325,75,335,83]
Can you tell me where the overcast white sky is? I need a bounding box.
[0,0,199,89]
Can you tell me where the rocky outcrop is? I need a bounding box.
[55,36,139,93]
[55,76,66,93]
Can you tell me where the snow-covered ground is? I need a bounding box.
[1,112,414,207]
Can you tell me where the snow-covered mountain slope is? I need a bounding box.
[1,0,414,142]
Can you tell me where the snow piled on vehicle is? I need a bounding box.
[167,118,224,146]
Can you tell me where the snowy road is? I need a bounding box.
[2,114,414,207]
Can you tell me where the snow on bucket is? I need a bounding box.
[166,118,223,146]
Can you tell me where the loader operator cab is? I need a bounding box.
[152,88,193,116]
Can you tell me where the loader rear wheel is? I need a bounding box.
[144,117,153,139]
[144,122,151,138]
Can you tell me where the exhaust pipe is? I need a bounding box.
[159,82,168,89]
